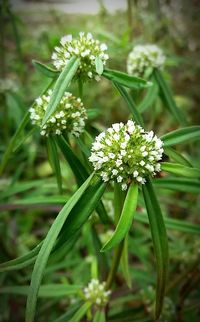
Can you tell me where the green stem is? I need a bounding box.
[106,240,124,289]
[78,78,83,100]
[106,183,126,289]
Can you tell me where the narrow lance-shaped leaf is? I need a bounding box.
[138,80,159,113]
[95,57,104,75]
[101,183,138,252]
[93,309,106,322]
[42,56,80,126]
[103,68,152,89]
[161,126,200,147]
[56,135,88,186]
[142,179,169,319]
[0,78,55,174]
[0,111,29,174]
[135,212,200,235]
[120,235,132,288]
[164,147,192,167]
[25,173,94,322]
[47,136,62,194]
[0,284,82,297]
[153,69,187,126]
[161,162,200,178]
[114,82,144,127]
[70,302,91,322]
[153,177,200,194]
[0,182,106,273]
[56,135,110,224]
[32,60,60,78]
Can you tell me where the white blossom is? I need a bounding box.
[52,32,109,82]
[29,90,87,137]
[83,279,111,307]
[89,120,163,190]
[127,44,166,78]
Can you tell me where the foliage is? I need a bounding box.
[0,1,200,322]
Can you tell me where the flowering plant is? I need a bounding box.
[1,27,200,322]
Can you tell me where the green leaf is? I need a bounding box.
[56,136,88,186]
[103,68,151,89]
[94,309,106,322]
[42,56,80,126]
[161,126,200,146]
[25,173,94,322]
[91,226,108,280]
[0,245,41,272]
[55,181,106,250]
[0,284,81,297]
[47,136,62,194]
[142,179,169,319]
[32,60,60,78]
[101,183,138,252]
[114,82,144,127]
[95,56,104,75]
[70,302,91,322]
[121,235,132,288]
[154,177,200,193]
[0,79,54,174]
[161,162,200,178]
[164,147,192,167]
[56,136,110,224]
[54,303,81,322]
[138,80,159,113]
[153,69,186,125]
[0,111,29,175]
[135,212,200,235]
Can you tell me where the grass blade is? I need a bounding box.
[162,126,200,146]
[101,183,138,252]
[114,82,144,126]
[25,173,94,322]
[47,136,62,194]
[161,162,200,178]
[153,69,186,126]
[142,179,168,319]
[42,56,80,126]
[103,68,151,89]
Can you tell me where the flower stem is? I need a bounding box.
[78,78,83,99]
[105,239,124,289]
[106,183,126,289]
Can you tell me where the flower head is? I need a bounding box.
[127,44,166,77]
[52,32,109,82]
[89,120,163,190]
[29,90,87,137]
[83,279,111,306]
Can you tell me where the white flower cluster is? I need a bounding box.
[52,32,109,82]
[83,279,111,306]
[29,90,87,137]
[89,120,163,190]
[127,44,166,77]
